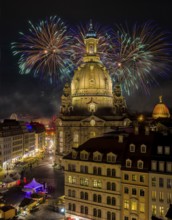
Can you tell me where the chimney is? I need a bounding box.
[145,126,150,135]
[118,135,123,143]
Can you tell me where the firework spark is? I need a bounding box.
[11,16,73,84]
[108,21,172,95]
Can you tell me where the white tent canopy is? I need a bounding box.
[23,178,43,192]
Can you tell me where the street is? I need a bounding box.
[3,151,65,220]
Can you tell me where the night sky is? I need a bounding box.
[1,0,172,119]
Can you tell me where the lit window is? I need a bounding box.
[167,179,172,188]
[152,205,156,215]
[130,144,135,152]
[132,175,137,181]
[167,162,172,172]
[152,191,156,201]
[80,178,89,186]
[140,175,145,182]
[159,206,164,216]
[131,200,137,211]
[151,161,157,171]
[93,180,102,188]
[141,144,146,153]
[159,161,164,171]
[167,193,172,203]
[140,203,145,212]
[159,192,164,202]
[157,146,163,154]
[165,146,170,155]
[124,200,129,209]
[152,177,156,187]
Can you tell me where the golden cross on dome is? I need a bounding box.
[159,95,162,103]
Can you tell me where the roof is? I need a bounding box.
[0,205,15,212]
[166,205,172,218]
[19,198,36,207]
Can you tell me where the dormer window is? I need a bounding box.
[130,144,135,152]
[126,159,132,168]
[137,160,144,169]
[72,150,77,159]
[107,153,117,163]
[93,151,102,161]
[141,144,146,153]
[80,150,89,160]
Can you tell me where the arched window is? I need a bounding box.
[112,169,116,177]
[112,197,116,206]
[112,213,116,220]
[80,191,84,199]
[68,189,71,197]
[81,205,84,213]
[93,194,97,202]
[107,196,111,205]
[130,144,135,152]
[112,183,116,191]
[107,182,111,190]
[85,206,88,214]
[72,204,76,211]
[141,144,146,153]
[126,159,132,168]
[93,208,97,217]
[107,168,111,176]
[98,167,102,175]
[98,209,101,218]
[85,192,88,200]
[98,195,102,203]
[137,160,144,169]
[107,211,111,220]
[93,167,97,175]
[72,190,75,197]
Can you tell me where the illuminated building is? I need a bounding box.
[63,126,172,220]
[56,22,131,155]
[152,96,170,119]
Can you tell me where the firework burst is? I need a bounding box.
[11,16,74,84]
[108,21,172,95]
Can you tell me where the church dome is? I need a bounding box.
[152,96,170,119]
[71,62,113,96]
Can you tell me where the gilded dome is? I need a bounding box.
[152,96,170,119]
[71,62,113,96]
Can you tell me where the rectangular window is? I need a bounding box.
[165,146,170,155]
[124,200,129,209]
[152,205,156,215]
[132,174,137,181]
[152,177,156,187]
[151,161,157,171]
[152,191,156,201]
[159,178,164,187]
[131,201,137,211]
[159,161,164,172]
[140,175,145,182]
[124,174,129,180]
[167,179,172,188]
[132,188,137,195]
[140,203,145,212]
[124,217,129,220]
[159,192,164,202]
[124,187,129,194]
[167,193,172,203]
[167,162,172,172]
[159,206,164,216]
[157,146,163,154]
